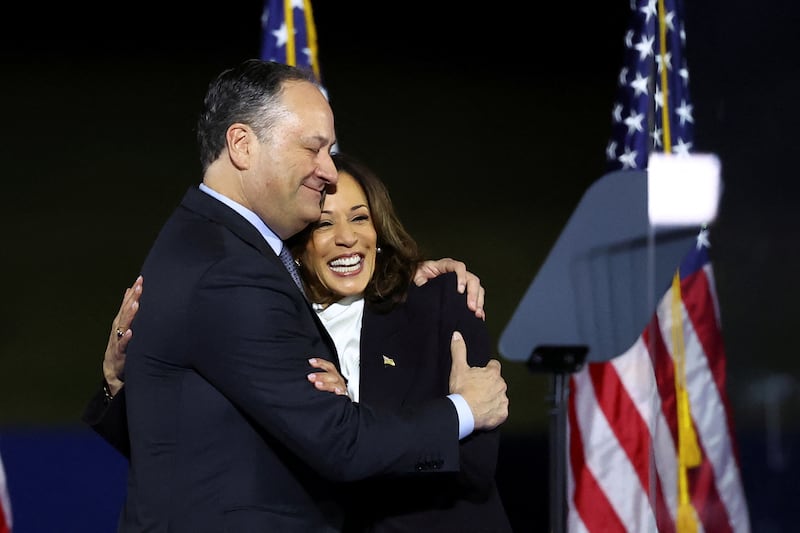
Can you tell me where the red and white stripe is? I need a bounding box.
[567,258,750,532]
[0,450,11,533]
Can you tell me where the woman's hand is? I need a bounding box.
[413,258,485,320]
[307,358,350,398]
[103,275,143,396]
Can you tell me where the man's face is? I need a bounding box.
[302,171,378,300]
[245,80,338,240]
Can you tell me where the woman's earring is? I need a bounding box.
[294,258,301,266]
[376,246,382,254]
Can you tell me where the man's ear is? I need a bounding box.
[226,123,254,170]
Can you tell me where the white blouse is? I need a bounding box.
[313,296,365,402]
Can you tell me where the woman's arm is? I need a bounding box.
[414,258,485,320]
[104,275,142,393]
[80,276,142,459]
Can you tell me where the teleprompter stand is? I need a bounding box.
[498,169,701,533]
[528,345,587,533]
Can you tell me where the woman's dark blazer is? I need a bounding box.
[345,272,513,533]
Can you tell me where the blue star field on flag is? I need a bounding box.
[260,0,337,150]
[260,0,322,82]
[605,0,694,171]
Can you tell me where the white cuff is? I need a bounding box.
[447,393,474,440]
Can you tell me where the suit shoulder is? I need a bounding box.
[405,271,476,322]
[406,271,459,297]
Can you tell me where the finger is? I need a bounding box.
[475,286,486,321]
[412,263,426,285]
[416,258,471,290]
[119,277,143,328]
[132,275,143,297]
[111,295,128,330]
[450,331,468,373]
[317,370,347,392]
[120,282,136,312]
[464,273,481,311]
[117,329,133,354]
[307,373,346,394]
[113,293,132,333]
[448,260,468,293]
[307,358,335,371]
[412,261,435,286]
[120,300,140,333]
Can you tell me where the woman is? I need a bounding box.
[84,153,511,532]
[294,152,512,532]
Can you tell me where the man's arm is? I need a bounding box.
[87,265,506,467]
[448,331,508,431]
[186,258,469,482]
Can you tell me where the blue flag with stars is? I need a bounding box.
[260,0,322,83]
[606,0,694,171]
[260,0,336,150]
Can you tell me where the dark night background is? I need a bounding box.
[1,1,798,531]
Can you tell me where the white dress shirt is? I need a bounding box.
[313,296,364,402]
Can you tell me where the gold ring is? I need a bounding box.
[115,327,125,339]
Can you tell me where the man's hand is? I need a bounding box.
[414,258,485,320]
[103,275,143,396]
[448,331,508,431]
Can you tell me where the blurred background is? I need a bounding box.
[1,1,798,531]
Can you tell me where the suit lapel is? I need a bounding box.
[180,186,339,359]
[181,186,274,260]
[311,311,339,370]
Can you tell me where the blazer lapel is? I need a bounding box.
[359,304,414,406]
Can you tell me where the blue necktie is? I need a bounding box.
[279,245,306,298]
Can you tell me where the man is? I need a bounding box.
[118,59,508,532]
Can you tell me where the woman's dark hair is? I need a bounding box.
[288,152,423,310]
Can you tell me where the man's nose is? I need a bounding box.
[319,152,338,185]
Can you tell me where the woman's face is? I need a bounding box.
[302,171,378,300]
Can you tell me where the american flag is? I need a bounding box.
[605,0,694,171]
[566,1,750,532]
[260,0,323,83]
[0,450,10,533]
[259,0,336,150]
[567,231,750,532]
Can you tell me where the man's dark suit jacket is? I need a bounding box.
[103,186,460,532]
[343,273,512,533]
[83,273,512,533]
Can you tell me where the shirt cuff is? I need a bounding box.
[447,393,474,440]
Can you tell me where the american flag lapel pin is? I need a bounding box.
[382,355,396,367]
